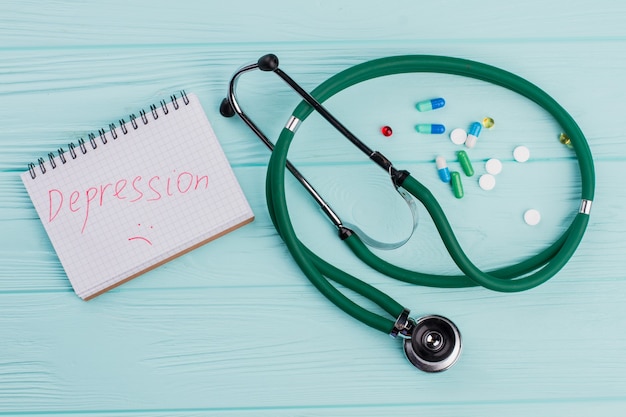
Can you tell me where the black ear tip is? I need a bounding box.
[219,97,236,117]
[258,54,279,71]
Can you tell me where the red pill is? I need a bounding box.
[381,125,393,137]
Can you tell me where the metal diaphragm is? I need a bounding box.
[403,315,461,372]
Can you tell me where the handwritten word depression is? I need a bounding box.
[48,170,209,233]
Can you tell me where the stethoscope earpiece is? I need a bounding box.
[257,54,279,72]
[219,97,236,118]
[403,315,462,372]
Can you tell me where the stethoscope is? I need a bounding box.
[220,54,595,372]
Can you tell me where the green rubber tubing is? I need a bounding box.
[264,55,595,334]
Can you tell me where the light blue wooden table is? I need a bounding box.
[2,1,625,415]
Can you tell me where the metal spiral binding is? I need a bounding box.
[27,90,189,180]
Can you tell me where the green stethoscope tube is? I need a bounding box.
[264,55,595,334]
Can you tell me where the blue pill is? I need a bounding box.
[416,97,446,112]
[435,156,451,182]
[465,122,483,148]
[468,121,482,137]
[415,123,446,134]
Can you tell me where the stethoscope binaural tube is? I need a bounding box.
[222,54,595,372]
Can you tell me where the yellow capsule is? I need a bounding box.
[482,117,495,129]
[559,132,573,148]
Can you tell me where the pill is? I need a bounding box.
[524,209,541,226]
[559,132,573,148]
[478,174,496,191]
[435,156,451,183]
[482,117,495,129]
[450,171,464,198]
[465,122,482,148]
[381,125,393,137]
[457,150,474,177]
[416,124,446,134]
[485,158,503,175]
[513,145,530,162]
[449,128,467,145]
[416,97,446,112]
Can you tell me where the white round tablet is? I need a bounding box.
[513,146,530,163]
[485,158,503,175]
[524,209,541,226]
[478,174,496,191]
[450,128,467,145]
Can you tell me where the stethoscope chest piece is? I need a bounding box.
[403,315,462,372]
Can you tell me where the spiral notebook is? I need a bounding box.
[21,92,254,300]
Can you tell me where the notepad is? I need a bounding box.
[21,92,254,300]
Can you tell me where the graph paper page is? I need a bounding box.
[21,93,254,299]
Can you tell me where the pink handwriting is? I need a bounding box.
[48,169,209,233]
[128,223,154,245]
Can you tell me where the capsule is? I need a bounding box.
[559,132,573,148]
[416,123,446,134]
[465,122,482,148]
[482,117,495,129]
[450,171,464,198]
[457,150,474,177]
[416,97,445,112]
[435,156,451,183]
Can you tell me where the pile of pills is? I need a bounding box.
[434,116,493,198]
[479,158,502,191]
[446,118,490,148]
[380,97,541,225]
[434,150,476,199]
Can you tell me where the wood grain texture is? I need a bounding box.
[1,1,625,415]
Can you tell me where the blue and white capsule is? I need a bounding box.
[465,122,482,148]
[435,156,451,183]
[416,97,446,112]
[415,123,446,134]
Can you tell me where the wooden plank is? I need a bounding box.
[2,1,626,47]
[2,401,626,417]
[0,281,625,413]
[0,41,624,175]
